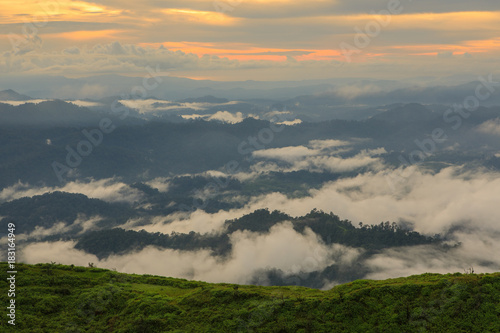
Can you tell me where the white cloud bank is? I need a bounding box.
[181,111,257,124]
[20,222,361,285]
[252,140,386,173]
[17,215,103,242]
[16,164,500,285]
[244,166,500,235]
[365,230,500,280]
[115,164,500,242]
[0,99,51,106]
[130,165,500,237]
[477,118,500,136]
[119,99,239,114]
[0,178,143,203]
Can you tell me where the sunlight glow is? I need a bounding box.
[161,8,237,25]
[46,29,125,41]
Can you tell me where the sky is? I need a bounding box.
[1,0,500,81]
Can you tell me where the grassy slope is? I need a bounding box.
[0,263,499,332]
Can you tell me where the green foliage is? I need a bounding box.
[228,208,436,250]
[75,228,231,259]
[75,209,437,261]
[0,262,499,332]
[225,209,292,233]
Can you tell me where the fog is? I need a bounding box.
[182,111,253,124]
[365,230,500,280]
[252,140,386,173]
[119,165,500,238]
[11,159,500,285]
[20,222,361,285]
[18,215,103,242]
[477,118,500,136]
[0,178,143,204]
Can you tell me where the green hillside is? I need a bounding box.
[1,263,499,332]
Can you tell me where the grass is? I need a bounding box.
[0,262,499,332]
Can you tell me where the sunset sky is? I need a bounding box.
[1,0,500,81]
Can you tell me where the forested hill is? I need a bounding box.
[74,209,438,261]
[1,263,499,332]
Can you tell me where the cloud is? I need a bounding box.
[145,177,170,192]
[17,164,500,284]
[63,47,81,55]
[437,51,454,58]
[1,39,498,83]
[0,178,143,203]
[20,241,100,267]
[2,0,500,82]
[276,119,302,126]
[147,165,500,237]
[334,84,385,100]
[67,100,103,108]
[18,215,103,241]
[50,84,113,100]
[290,150,386,173]
[308,139,351,150]
[253,145,318,162]
[0,99,51,106]
[127,210,232,235]
[208,111,249,123]
[0,42,323,78]
[199,223,360,283]
[182,111,255,124]
[241,166,500,235]
[22,222,72,241]
[120,98,240,114]
[476,118,500,136]
[161,8,237,26]
[252,140,386,173]
[20,222,362,285]
[333,0,500,15]
[365,230,500,280]
[225,51,314,56]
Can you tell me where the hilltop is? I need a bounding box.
[0,89,31,101]
[0,263,498,332]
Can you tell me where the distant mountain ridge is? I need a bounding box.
[0,99,143,127]
[369,103,438,124]
[178,95,229,104]
[0,89,32,101]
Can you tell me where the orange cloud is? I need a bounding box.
[138,41,341,62]
[388,38,500,56]
[325,11,500,32]
[46,29,125,41]
[296,50,342,61]
[3,0,121,24]
[463,38,500,53]
[161,8,238,26]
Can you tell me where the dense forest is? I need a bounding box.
[0,190,442,287]
[0,188,450,288]
[74,209,438,259]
